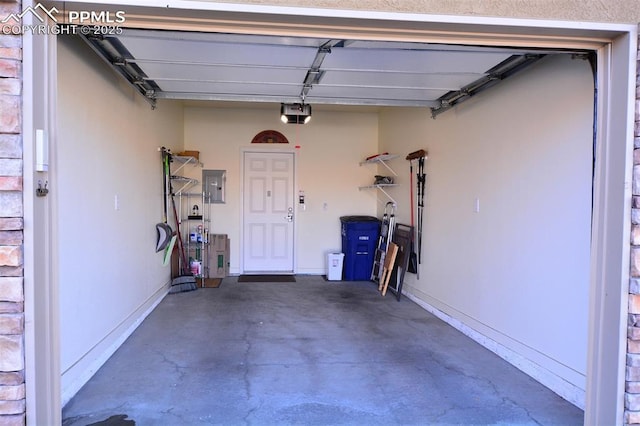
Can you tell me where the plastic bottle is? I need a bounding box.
[192,260,201,276]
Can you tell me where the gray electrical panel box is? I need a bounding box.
[203,169,226,204]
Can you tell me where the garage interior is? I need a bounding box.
[54,11,594,423]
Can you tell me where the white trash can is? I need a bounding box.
[326,252,345,281]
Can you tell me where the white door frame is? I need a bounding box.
[240,146,298,274]
[22,10,61,426]
[28,2,636,424]
[585,36,636,423]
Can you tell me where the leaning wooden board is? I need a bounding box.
[387,223,414,301]
[379,242,399,297]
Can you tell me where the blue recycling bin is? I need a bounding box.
[340,216,380,281]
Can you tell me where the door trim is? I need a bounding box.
[584,35,637,425]
[22,18,61,426]
[240,147,297,274]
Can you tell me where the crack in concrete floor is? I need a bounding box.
[62,278,583,425]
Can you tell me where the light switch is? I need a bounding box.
[35,129,48,172]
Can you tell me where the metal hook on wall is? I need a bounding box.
[36,180,49,197]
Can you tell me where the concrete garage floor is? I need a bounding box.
[62,276,583,425]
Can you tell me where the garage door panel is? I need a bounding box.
[309,85,448,102]
[157,80,302,97]
[324,49,512,74]
[320,70,482,91]
[120,35,318,68]
[140,62,308,84]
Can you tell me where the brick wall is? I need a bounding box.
[626,30,640,425]
[0,0,25,425]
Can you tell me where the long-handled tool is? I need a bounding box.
[417,156,426,265]
[155,148,173,252]
[170,193,189,275]
[406,149,427,278]
[407,157,417,274]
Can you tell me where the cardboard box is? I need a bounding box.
[209,234,230,278]
[176,150,200,161]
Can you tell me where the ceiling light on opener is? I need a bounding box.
[280,103,312,124]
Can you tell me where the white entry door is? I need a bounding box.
[243,151,295,273]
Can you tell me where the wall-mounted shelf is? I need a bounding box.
[359,184,398,205]
[172,155,202,174]
[359,153,399,204]
[171,175,198,195]
[358,184,398,190]
[359,153,398,176]
[170,155,202,195]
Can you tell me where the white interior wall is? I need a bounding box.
[183,107,379,274]
[378,54,593,405]
[56,36,184,404]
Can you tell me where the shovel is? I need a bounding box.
[155,148,173,252]
[155,222,173,252]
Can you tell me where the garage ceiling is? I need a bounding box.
[82,29,555,116]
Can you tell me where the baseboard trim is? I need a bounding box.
[403,289,585,409]
[61,283,168,407]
